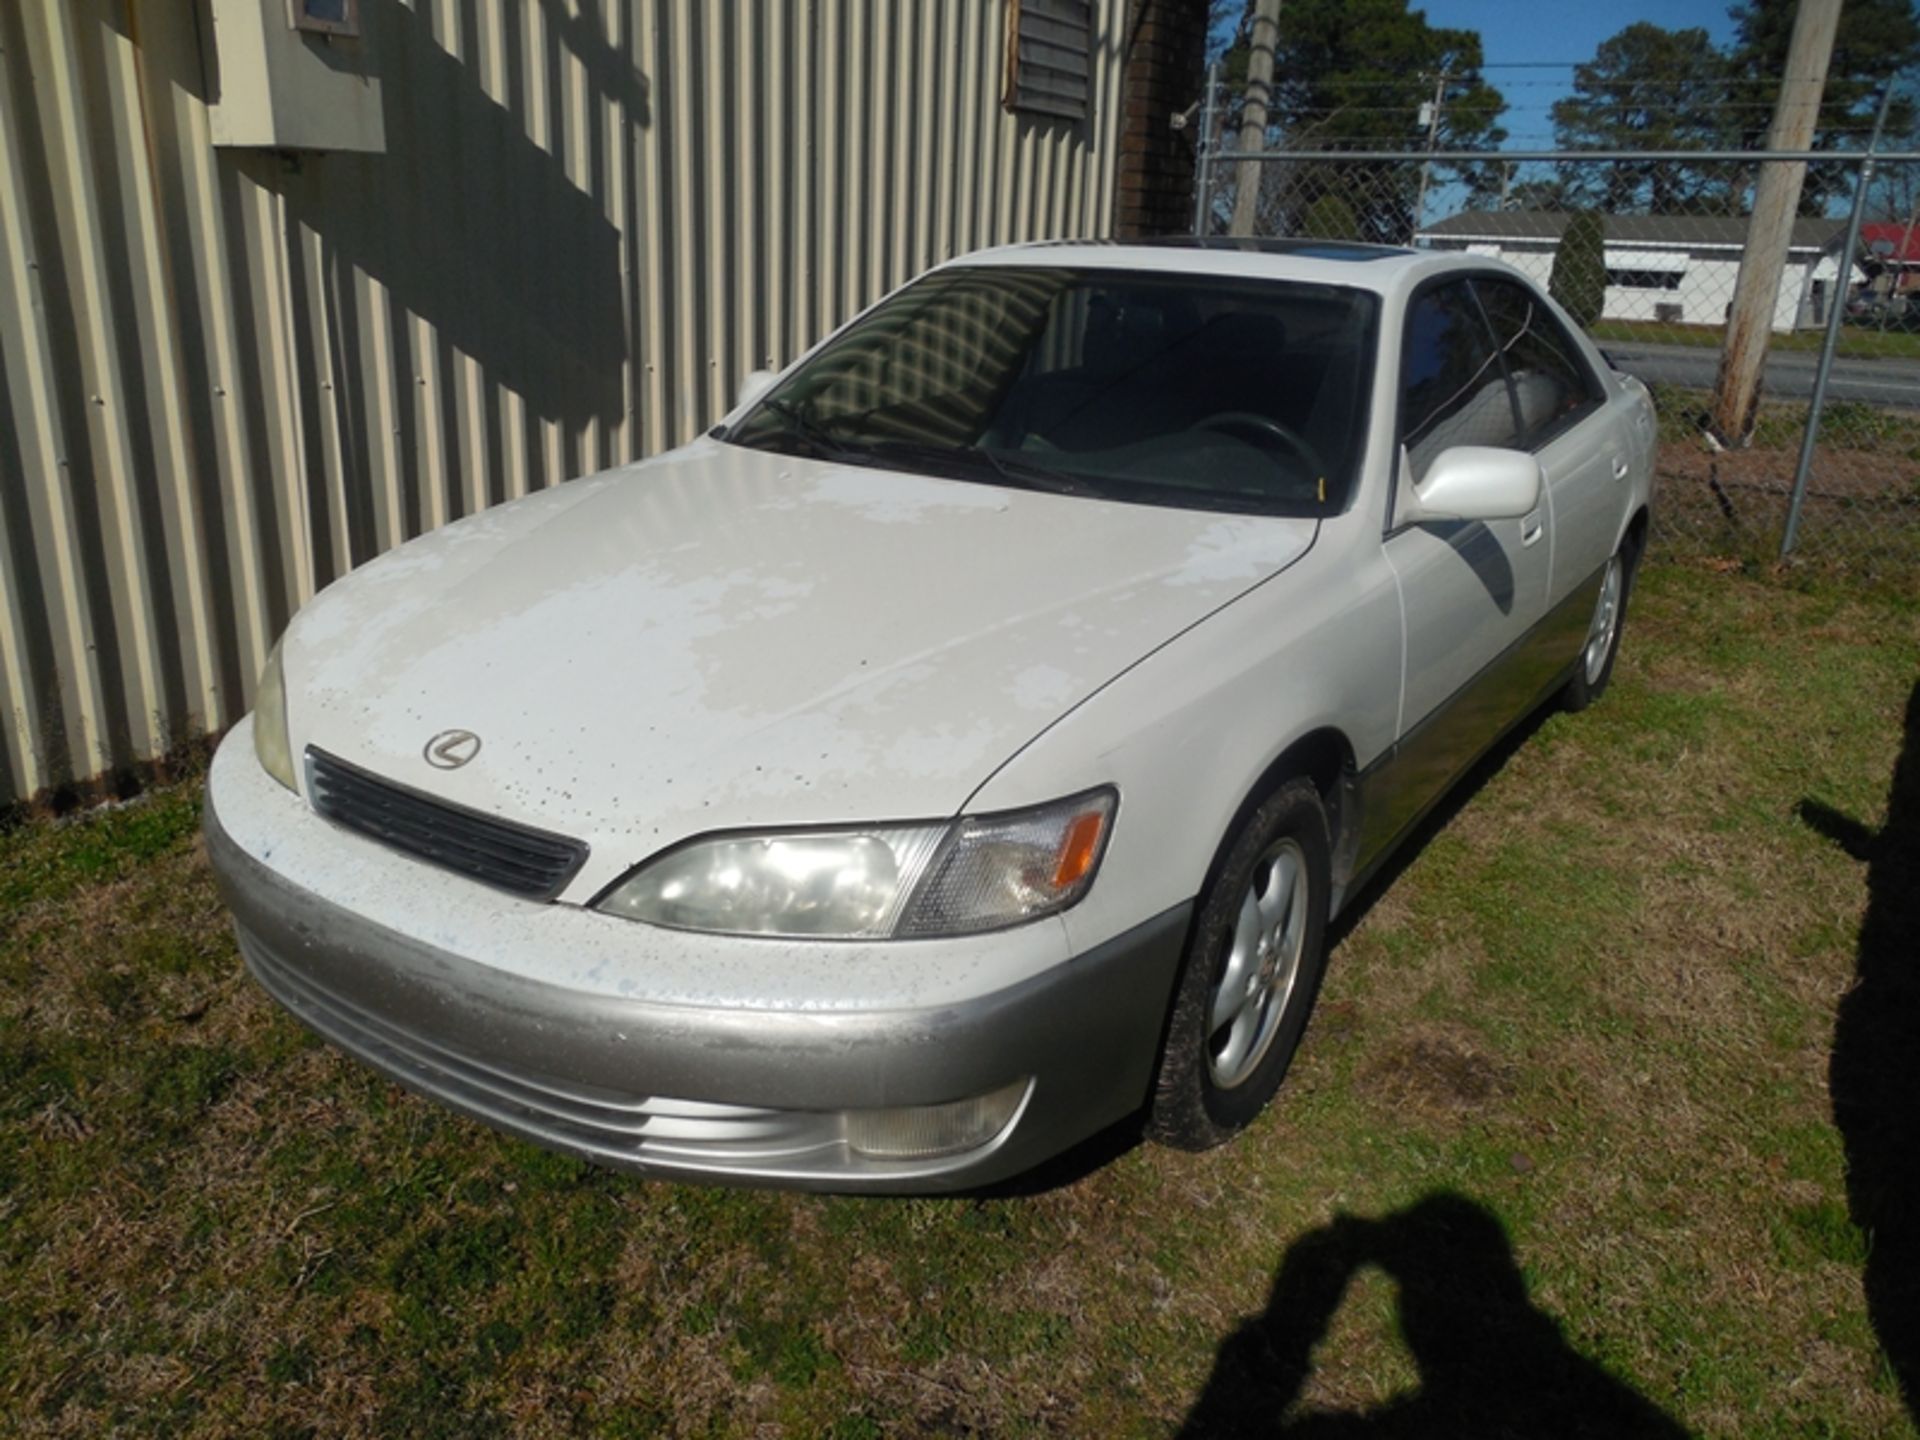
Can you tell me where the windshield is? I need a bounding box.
[723,266,1380,516]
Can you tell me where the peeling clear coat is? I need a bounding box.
[280,436,1318,902]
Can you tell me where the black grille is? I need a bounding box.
[305,748,588,901]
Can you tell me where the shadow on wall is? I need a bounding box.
[190,0,638,583]
[1800,678,1920,1427]
[3,0,648,797]
[225,0,637,427]
[1177,1193,1691,1438]
[100,0,647,721]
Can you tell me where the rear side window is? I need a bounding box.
[1473,278,1603,446]
[1399,280,1516,482]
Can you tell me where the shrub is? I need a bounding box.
[1550,211,1606,328]
[1300,194,1360,242]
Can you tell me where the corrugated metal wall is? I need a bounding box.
[0,0,1128,805]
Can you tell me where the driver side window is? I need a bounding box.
[1399,280,1518,483]
[1472,277,1604,447]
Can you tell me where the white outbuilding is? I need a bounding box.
[1415,212,1854,333]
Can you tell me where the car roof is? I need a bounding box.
[946,237,1492,297]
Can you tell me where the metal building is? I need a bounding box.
[0,0,1141,806]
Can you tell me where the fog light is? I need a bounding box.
[843,1079,1031,1161]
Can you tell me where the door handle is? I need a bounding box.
[1521,511,1543,547]
[1611,456,1631,480]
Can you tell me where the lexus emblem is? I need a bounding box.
[424,729,482,770]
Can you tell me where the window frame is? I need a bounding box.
[287,0,360,38]
[1386,268,1609,534]
[1469,274,1609,453]
[1388,274,1512,524]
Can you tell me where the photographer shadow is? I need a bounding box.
[1177,1193,1689,1438]
[1799,677,1920,1425]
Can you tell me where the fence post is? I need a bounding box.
[1229,1,1280,236]
[1781,88,1892,559]
[1192,62,1220,238]
[1411,68,1448,244]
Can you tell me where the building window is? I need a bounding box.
[1004,0,1092,121]
[1605,268,1683,291]
[288,0,360,36]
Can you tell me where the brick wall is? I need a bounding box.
[1114,0,1209,237]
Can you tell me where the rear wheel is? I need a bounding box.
[1148,778,1332,1151]
[1562,538,1636,713]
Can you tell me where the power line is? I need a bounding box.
[1262,74,1888,89]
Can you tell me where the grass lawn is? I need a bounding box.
[2,563,1917,1438]
[1589,319,1920,363]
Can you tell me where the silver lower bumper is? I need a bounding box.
[205,791,1190,1193]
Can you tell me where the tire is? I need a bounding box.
[1561,536,1637,713]
[1147,777,1333,1151]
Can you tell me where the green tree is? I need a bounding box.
[1215,0,1506,243]
[1550,24,1737,215]
[1866,80,1920,233]
[1299,193,1360,241]
[1549,211,1606,328]
[1505,176,1572,213]
[1728,0,1920,212]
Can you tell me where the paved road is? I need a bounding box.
[1602,341,1920,411]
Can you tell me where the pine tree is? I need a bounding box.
[1300,194,1360,242]
[1549,212,1606,328]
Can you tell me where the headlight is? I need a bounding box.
[594,789,1115,940]
[252,639,297,792]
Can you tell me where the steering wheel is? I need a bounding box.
[1194,411,1328,482]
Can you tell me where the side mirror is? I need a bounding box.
[1399,446,1542,525]
[735,368,777,412]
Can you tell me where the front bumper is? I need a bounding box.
[203,727,1190,1192]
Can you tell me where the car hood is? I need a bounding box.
[283,440,1316,896]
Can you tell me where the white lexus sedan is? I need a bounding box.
[205,239,1654,1192]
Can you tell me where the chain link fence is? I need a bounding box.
[1191,125,1920,578]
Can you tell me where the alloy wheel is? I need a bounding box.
[1584,554,1624,685]
[1206,837,1311,1089]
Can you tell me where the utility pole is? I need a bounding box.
[1411,69,1448,243]
[1709,0,1841,443]
[1229,0,1282,237]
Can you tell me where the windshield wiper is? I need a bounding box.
[751,398,867,462]
[859,439,1100,499]
[964,447,1102,499]
[738,415,1102,499]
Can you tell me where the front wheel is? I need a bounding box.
[1561,539,1636,713]
[1147,778,1332,1151]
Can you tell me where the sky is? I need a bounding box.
[1421,0,1744,143]
[1201,1,1764,222]
[1206,1,1747,144]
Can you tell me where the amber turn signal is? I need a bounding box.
[1052,808,1109,890]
